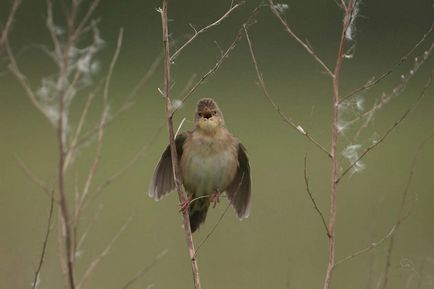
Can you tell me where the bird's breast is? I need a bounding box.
[181,135,238,196]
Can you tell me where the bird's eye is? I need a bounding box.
[198,113,202,117]
[212,111,217,115]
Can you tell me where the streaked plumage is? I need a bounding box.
[149,98,251,232]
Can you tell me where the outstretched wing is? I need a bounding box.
[148,132,188,200]
[226,143,251,218]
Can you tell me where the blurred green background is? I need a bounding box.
[1,0,434,288]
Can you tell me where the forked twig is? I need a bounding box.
[244,25,331,158]
[340,22,434,103]
[268,0,334,77]
[170,2,244,62]
[337,70,434,184]
[175,7,260,112]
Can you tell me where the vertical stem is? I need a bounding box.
[58,86,76,289]
[56,1,78,287]
[160,1,202,288]
[323,2,354,289]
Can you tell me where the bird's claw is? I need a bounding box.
[211,191,220,208]
[179,197,191,214]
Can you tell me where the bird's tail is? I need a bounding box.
[189,196,210,233]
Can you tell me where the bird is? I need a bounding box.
[148,98,251,233]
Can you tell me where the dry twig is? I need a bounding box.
[337,70,434,184]
[303,155,330,237]
[380,130,434,289]
[170,2,244,62]
[243,25,331,158]
[176,6,261,112]
[120,249,168,289]
[0,0,21,51]
[31,191,55,289]
[340,22,434,103]
[77,217,132,289]
[268,0,334,77]
[323,2,358,289]
[159,1,202,288]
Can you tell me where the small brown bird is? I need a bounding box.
[149,98,251,232]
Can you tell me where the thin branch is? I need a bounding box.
[63,88,98,170]
[323,2,356,289]
[268,0,334,77]
[244,25,331,158]
[74,29,123,222]
[120,249,168,289]
[75,204,103,253]
[75,0,101,36]
[339,41,434,137]
[337,70,434,184]
[176,8,259,112]
[340,22,434,103]
[160,1,202,289]
[194,202,231,258]
[89,122,165,204]
[77,217,132,289]
[170,1,244,62]
[16,156,52,197]
[0,0,21,51]
[31,191,55,289]
[334,225,397,266]
[380,131,434,289]
[6,41,51,122]
[303,155,330,237]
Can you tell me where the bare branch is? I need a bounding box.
[89,122,165,204]
[6,42,52,122]
[334,225,396,266]
[120,249,168,289]
[337,70,434,184]
[303,155,330,237]
[340,22,434,103]
[176,7,260,111]
[63,88,98,170]
[170,2,244,62]
[244,25,331,158]
[380,131,434,289]
[31,191,55,289]
[160,1,202,288]
[75,0,101,36]
[323,2,357,288]
[0,0,21,51]
[339,41,434,137]
[75,204,103,253]
[194,202,231,258]
[268,0,334,77]
[77,217,132,289]
[16,156,52,197]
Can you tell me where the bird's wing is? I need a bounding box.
[148,132,188,200]
[226,143,251,218]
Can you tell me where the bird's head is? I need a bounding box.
[194,98,224,134]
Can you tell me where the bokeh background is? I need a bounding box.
[1,0,434,288]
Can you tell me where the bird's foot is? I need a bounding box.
[211,191,220,208]
[179,196,191,214]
